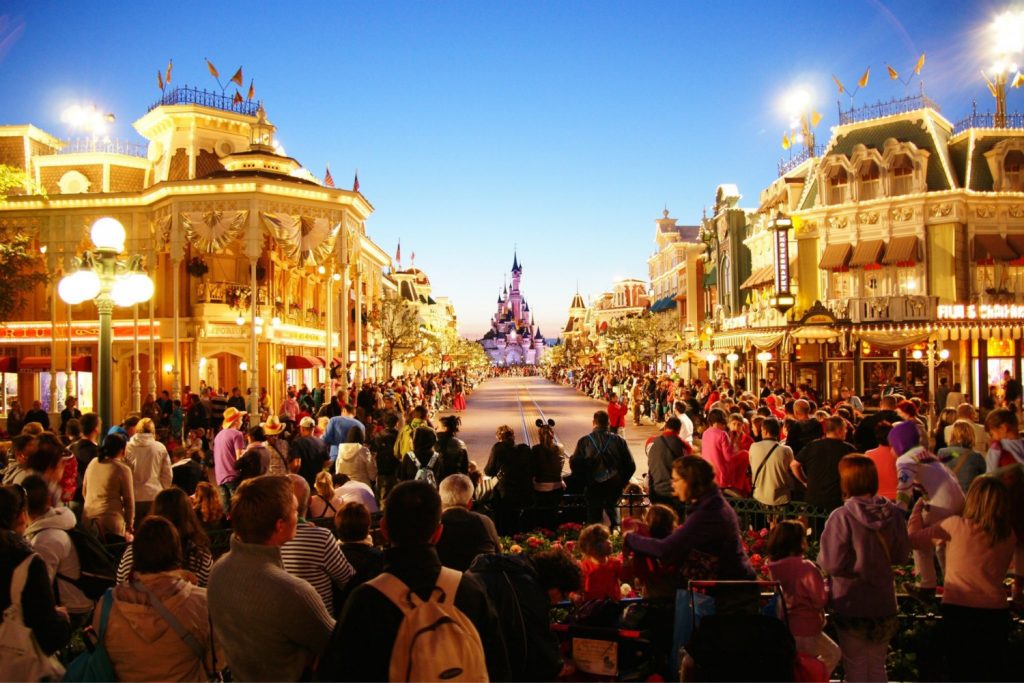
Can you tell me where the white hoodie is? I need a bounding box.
[25,506,93,614]
[125,432,172,502]
[335,443,377,485]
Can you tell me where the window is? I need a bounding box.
[1005,150,1024,192]
[831,271,854,300]
[896,266,921,295]
[828,167,849,204]
[858,162,881,201]
[891,155,914,196]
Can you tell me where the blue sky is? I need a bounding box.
[0,0,1010,337]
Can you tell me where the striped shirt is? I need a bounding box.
[117,541,213,587]
[280,523,355,614]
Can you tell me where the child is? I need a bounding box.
[766,520,841,677]
[983,408,1024,471]
[577,523,625,601]
[626,504,680,599]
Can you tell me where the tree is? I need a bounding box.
[602,313,678,370]
[371,293,420,378]
[0,165,48,321]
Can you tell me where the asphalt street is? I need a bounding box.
[443,376,662,479]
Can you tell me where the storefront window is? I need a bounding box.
[862,359,898,402]
[0,373,15,415]
[976,264,997,293]
[896,266,922,295]
[38,372,93,413]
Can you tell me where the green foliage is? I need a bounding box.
[0,164,44,201]
[0,230,48,321]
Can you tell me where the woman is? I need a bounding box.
[125,417,172,524]
[908,476,1023,681]
[937,420,987,492]
[100,516,220,682]
[335,425,377,487]
[484,425,534,534]
[863,421,898,500]
[818,454,911,683]
[334,501,383,613]
[0,485,70,677]
[82,433,135,541]
[699,409,737,489]
[6,399,24,437]
[435,416,469,483]
[452,381,467,413]
[933,407,957,451]
[309,470,343,519]
[192,482,226,532]
[25,433,71,509]
[117,487,213,587]
[531,419,564,512]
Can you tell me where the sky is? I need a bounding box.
[0,0,1012,338]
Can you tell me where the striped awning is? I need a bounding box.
[818,243,852,270]
[976,234,1018,261]
[849,240,885,267]
[285,355,325,370]
[740,266,774,289]
[882,236,920,265]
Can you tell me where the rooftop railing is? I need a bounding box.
[838,93,939,125]
[58,137,147,157]
[147,85,260,117]
[777,144,826,176]
[952,111,1024,135]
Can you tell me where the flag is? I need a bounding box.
[231,67,243,86]
[811,111,823,128]
[206,58,219,79]
[395,240,401,266]
[166,59,172,85]
[411,251,416,265]
[832,74,845,95]
[324,165,335,188]
[914,53,925,75]
[157,69,164,90]
[858,67,870,89]
[782,133,791,150]
[352,171,360,193]
[887,64,899,80]
[1014,72,1024,89]
[247,79,255,101]
[232,89,243,105]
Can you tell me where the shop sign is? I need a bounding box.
[722,315,747,330]
[0,322,160,343]
[937,303,1024,321]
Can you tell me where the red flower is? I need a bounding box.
[759,528,769,538]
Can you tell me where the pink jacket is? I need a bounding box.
[699,426,733,486]
[766,556,827,637]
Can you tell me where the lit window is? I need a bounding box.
[891,155,914,196]
[828,167,849,205]
[858,162,881,201]
[1005,150,1024,192]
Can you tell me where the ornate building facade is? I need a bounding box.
[479,253,547,365]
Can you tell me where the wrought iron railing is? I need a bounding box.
[777,144,826,176]
[195,281,268,307]
[838,93,939,125]
[147,85,260,116]
[953,111,1024,135]
[59,137,147,157]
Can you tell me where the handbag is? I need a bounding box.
[0,555,66,681]
[63,590,116,682]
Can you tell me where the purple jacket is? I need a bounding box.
[817,495,910,618]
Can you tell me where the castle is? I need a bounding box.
[479,253,548,365]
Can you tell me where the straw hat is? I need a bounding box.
[263,415,286,435]
[222,406,247,429]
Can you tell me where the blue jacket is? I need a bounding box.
[321,415,365,461]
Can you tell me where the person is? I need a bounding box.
[322,403,366,463]
[908,476,1024,681]
[2,433,36,486]
[937,419,987,492]
[1003,369,1022,411]
[785,399,823,457]
[854,394,900,452]
[263,416,296,476]
[577,523,624,601]
[22,474,93,624]
[672,400,695,445]
[607,392,628,434]
[727,413,753,453]
[791,416,857,511]
[192,482,227,536]
[484,425,535,531]
[235,426,274,484]
[82,433,135,540]
[863,422,898,500]
[24,432,71,509]
[944,403,989,459]
[434,415,469,483]
[621,504,680,599]
[58,397,81,436]
[309,470,344,519]
[698,408,734,487]
[280,475,355,615]
[818,454,910,683]
[317,480,510,681]
[435,474,500,571]
[291,416,329,489]
[170,446,204,496]
[933,407,957,452]
[208,475,335,682]
[624,456,756,581]
[333,473,379,513]
[335,425,377,486]
[117,487,213,587]
[0,484,71,672]
[765,520,841,677]
[280,390,300,426]
[100,516,221,682]
[6,399,24,437]
[983,407,1024,471]
[467,548,580,682]
[839,386,864,415]
[71,412,101,502]
[531,419,565,509]
[646,416,687,509]
[125,417,172,524]
[748,417,796,507]
[452,382,467,413]
[212,406,246,512]
[569,411,636,528]
[370,413,401,502]
[24,400,49,431]
[334,502,383,611]
[227,387,246,413]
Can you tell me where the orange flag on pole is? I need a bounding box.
[887,64,899,80]
[230,67,243,86]
[247,79,255,101]
[232,90,243,105]
[858,67,870,89]
[831,74,845,95]
[157,69,164,90]
[914,53,926,75]
[206,58,219,79]
[166,59,173,85]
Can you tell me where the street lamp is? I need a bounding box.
[706,353,718,378]
[58,217,153,431]
[726,352,739,384]
[987,10,1024,128]
[912,342,951,417]
[756,351,773,382]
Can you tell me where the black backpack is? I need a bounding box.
[60,527,118,600]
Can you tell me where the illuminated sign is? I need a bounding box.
[0,322,160,343]
[937,304,1024,321]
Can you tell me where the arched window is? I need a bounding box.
[828,167,849,205]
[858,161,881,200]
[1005,150,1024,192]
[891,155,914,196]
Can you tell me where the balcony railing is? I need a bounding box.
[777,145,826,177]
[59,137,147,158]
[195,281,268,307]
[952,111,1024,135]
[842,295,938,323]
[838,94,939,126]
[148,85,260,117]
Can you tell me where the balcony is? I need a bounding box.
[777,145,826,177]
[838,94,939,126]
[842,295,938,323]
[59,137,147,158]
[148,85,260,117]
[195,281,268,307]
[953,111,1024,135]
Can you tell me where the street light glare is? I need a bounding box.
[90,217,126,252]
[783,88,811,118]
[992,10,1024,58]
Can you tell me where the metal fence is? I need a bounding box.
[952,111,1024,135]
[838,93,939,125]
[147,85,260,117]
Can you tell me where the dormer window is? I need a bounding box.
[858,162,881,201]
[1005,150,1024,192]
[828,167,849,205]
[891,154,914,196]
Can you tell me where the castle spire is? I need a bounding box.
[511,248,521,274]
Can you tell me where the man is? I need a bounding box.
[170,445,204,496]
[280,390,300,426]
[212,406,247,511]
[748,417,796,506]
[1004,370,1022,411]
[758,378,771,400]
[157,390,173,428]
[292,416,330,488]
[435,474,501,571]
[784,399,822,456]
[791,416,856,511]
[24,400,50,430]
[943,403,989,456]
[227,387,246,413]
[838,386,864,415]
[22,474,93,624]
[263,416,297,476]
[853,394,900,452]
[318,480,509,681]
[209,388,228,435]
[646,417,687,511]
[208,475,335,681]
[370,413,402,502]
[672,400,695,445]
[934,378,951,417]
[322,403,365,462]
[2,433,37,486]
[280,474,354,615]
[569,410,636,527]
[606,393,628,434]
[58,397,81,436]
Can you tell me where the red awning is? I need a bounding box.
[0,357,16,372]
[285,355,325,370]
[19,356,92,372]
[72,356,92,372]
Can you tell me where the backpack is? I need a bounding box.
[368,568,488,682]
[62,590,116,682]
[58,526,118,600]
[586,433,619,484]
[414,453,440,488]
[0,555,66,682]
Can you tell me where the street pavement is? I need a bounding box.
[440,376,663,478]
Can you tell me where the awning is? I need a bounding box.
[740,266,774,289]
[649,295,677,312]
[285,355,325,370]
[702,269,717,287]
[818,243,852,270]
[849,240,885,267]
[976,234,1018,261]
[1006,234,1024,259]
[790,327,840,344]
[882,236,919,265]
[0,357,16,372]
[19,356,92,372]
